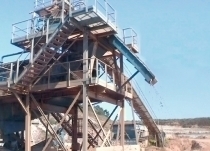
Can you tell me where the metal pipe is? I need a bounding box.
[1,51,28,64]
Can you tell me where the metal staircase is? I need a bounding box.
[14,18,75,91]
[126,93,163,147]
[102,52,163,147]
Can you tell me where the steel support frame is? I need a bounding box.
[88,99,111,146]
[30,94,67,151]
[42,90,81,151]
[32,110,54,137]
[82,28,89,151]
[120,53,125,149]
[88,105,118,148]
[72,105,78,151]
[117,70,139,92]
[101,114,118,147]
[25,94,31,151]
[12,91,28,114]
[89,41,98,77]
[130,99,138,144]
[10,91,32,150]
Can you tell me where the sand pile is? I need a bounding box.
[146,138,210,151]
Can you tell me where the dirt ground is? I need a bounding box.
[146,137,210,151]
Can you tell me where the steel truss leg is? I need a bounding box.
[120,100,125,149]
[30,94,67,151]
[11,91,31,150]
[88,119,105,144]
[88,106,118,148]
[130,99,138,144]
[89,42,98,77]
[101,108,121,147]
[40,90,81,151]
[82,28,89,151]
[101,108,120,147]
[32,110,54,137]
[117,70,139,92]
[72,105,78,151]
[77,106,98,148]
[12,91,28,114]
[88,99,112,146]
[25,94,31,151]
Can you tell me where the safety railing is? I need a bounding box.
[12,13,61,43]
[0,63,15,87]
[85,0,116,26]
[34,58,132,94]
[71,0,86,10]
[12,19,34,42]
[123,28,138,52]
[34,0,61,9]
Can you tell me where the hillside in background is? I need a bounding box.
[155,117,210,127]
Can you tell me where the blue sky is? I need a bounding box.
[0,1,210,119]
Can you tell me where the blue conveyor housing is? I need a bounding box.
[108,35,157,85]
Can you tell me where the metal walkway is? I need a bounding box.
[108,35,163,147]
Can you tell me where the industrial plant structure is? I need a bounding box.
[0,0,163,150]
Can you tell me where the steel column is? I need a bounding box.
[82,28,89,151]
[101,111,119,147]
[72,105,78,151]
[62,0,65,23]
[89,106,118,147]
[42,90,81,150]
[30,95,67,151]
[120,102,125,148]
[130,100,138,144]
[88,99,111,146]
[30,38,34,63]
[120,52,125,149]
[25,94,31,151]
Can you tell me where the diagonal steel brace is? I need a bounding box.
[30,94,67,151]
[42,89,81,151]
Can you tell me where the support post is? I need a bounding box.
[46,19,49,43]
[88,106,118,148]
[62,0,65,23]
[8,63,13,87]
[25,94,31,151]
[101,111,119,147]
[15,59,19,83]
[88,99,111,146]
[72,105,78,151]
[30,95,67,151]
[68,62,71,87]
[82,28,89,151]
[120,52,125,149]
[69,0,72,17]
[130,100,138,144]
[120,53,124,93]
[41,90,81,151]
[45,114,50,144]
[120,101,125,149]
[30,38,34,63]
[85,0,88,12]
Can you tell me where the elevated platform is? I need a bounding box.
[12,2,117,51]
